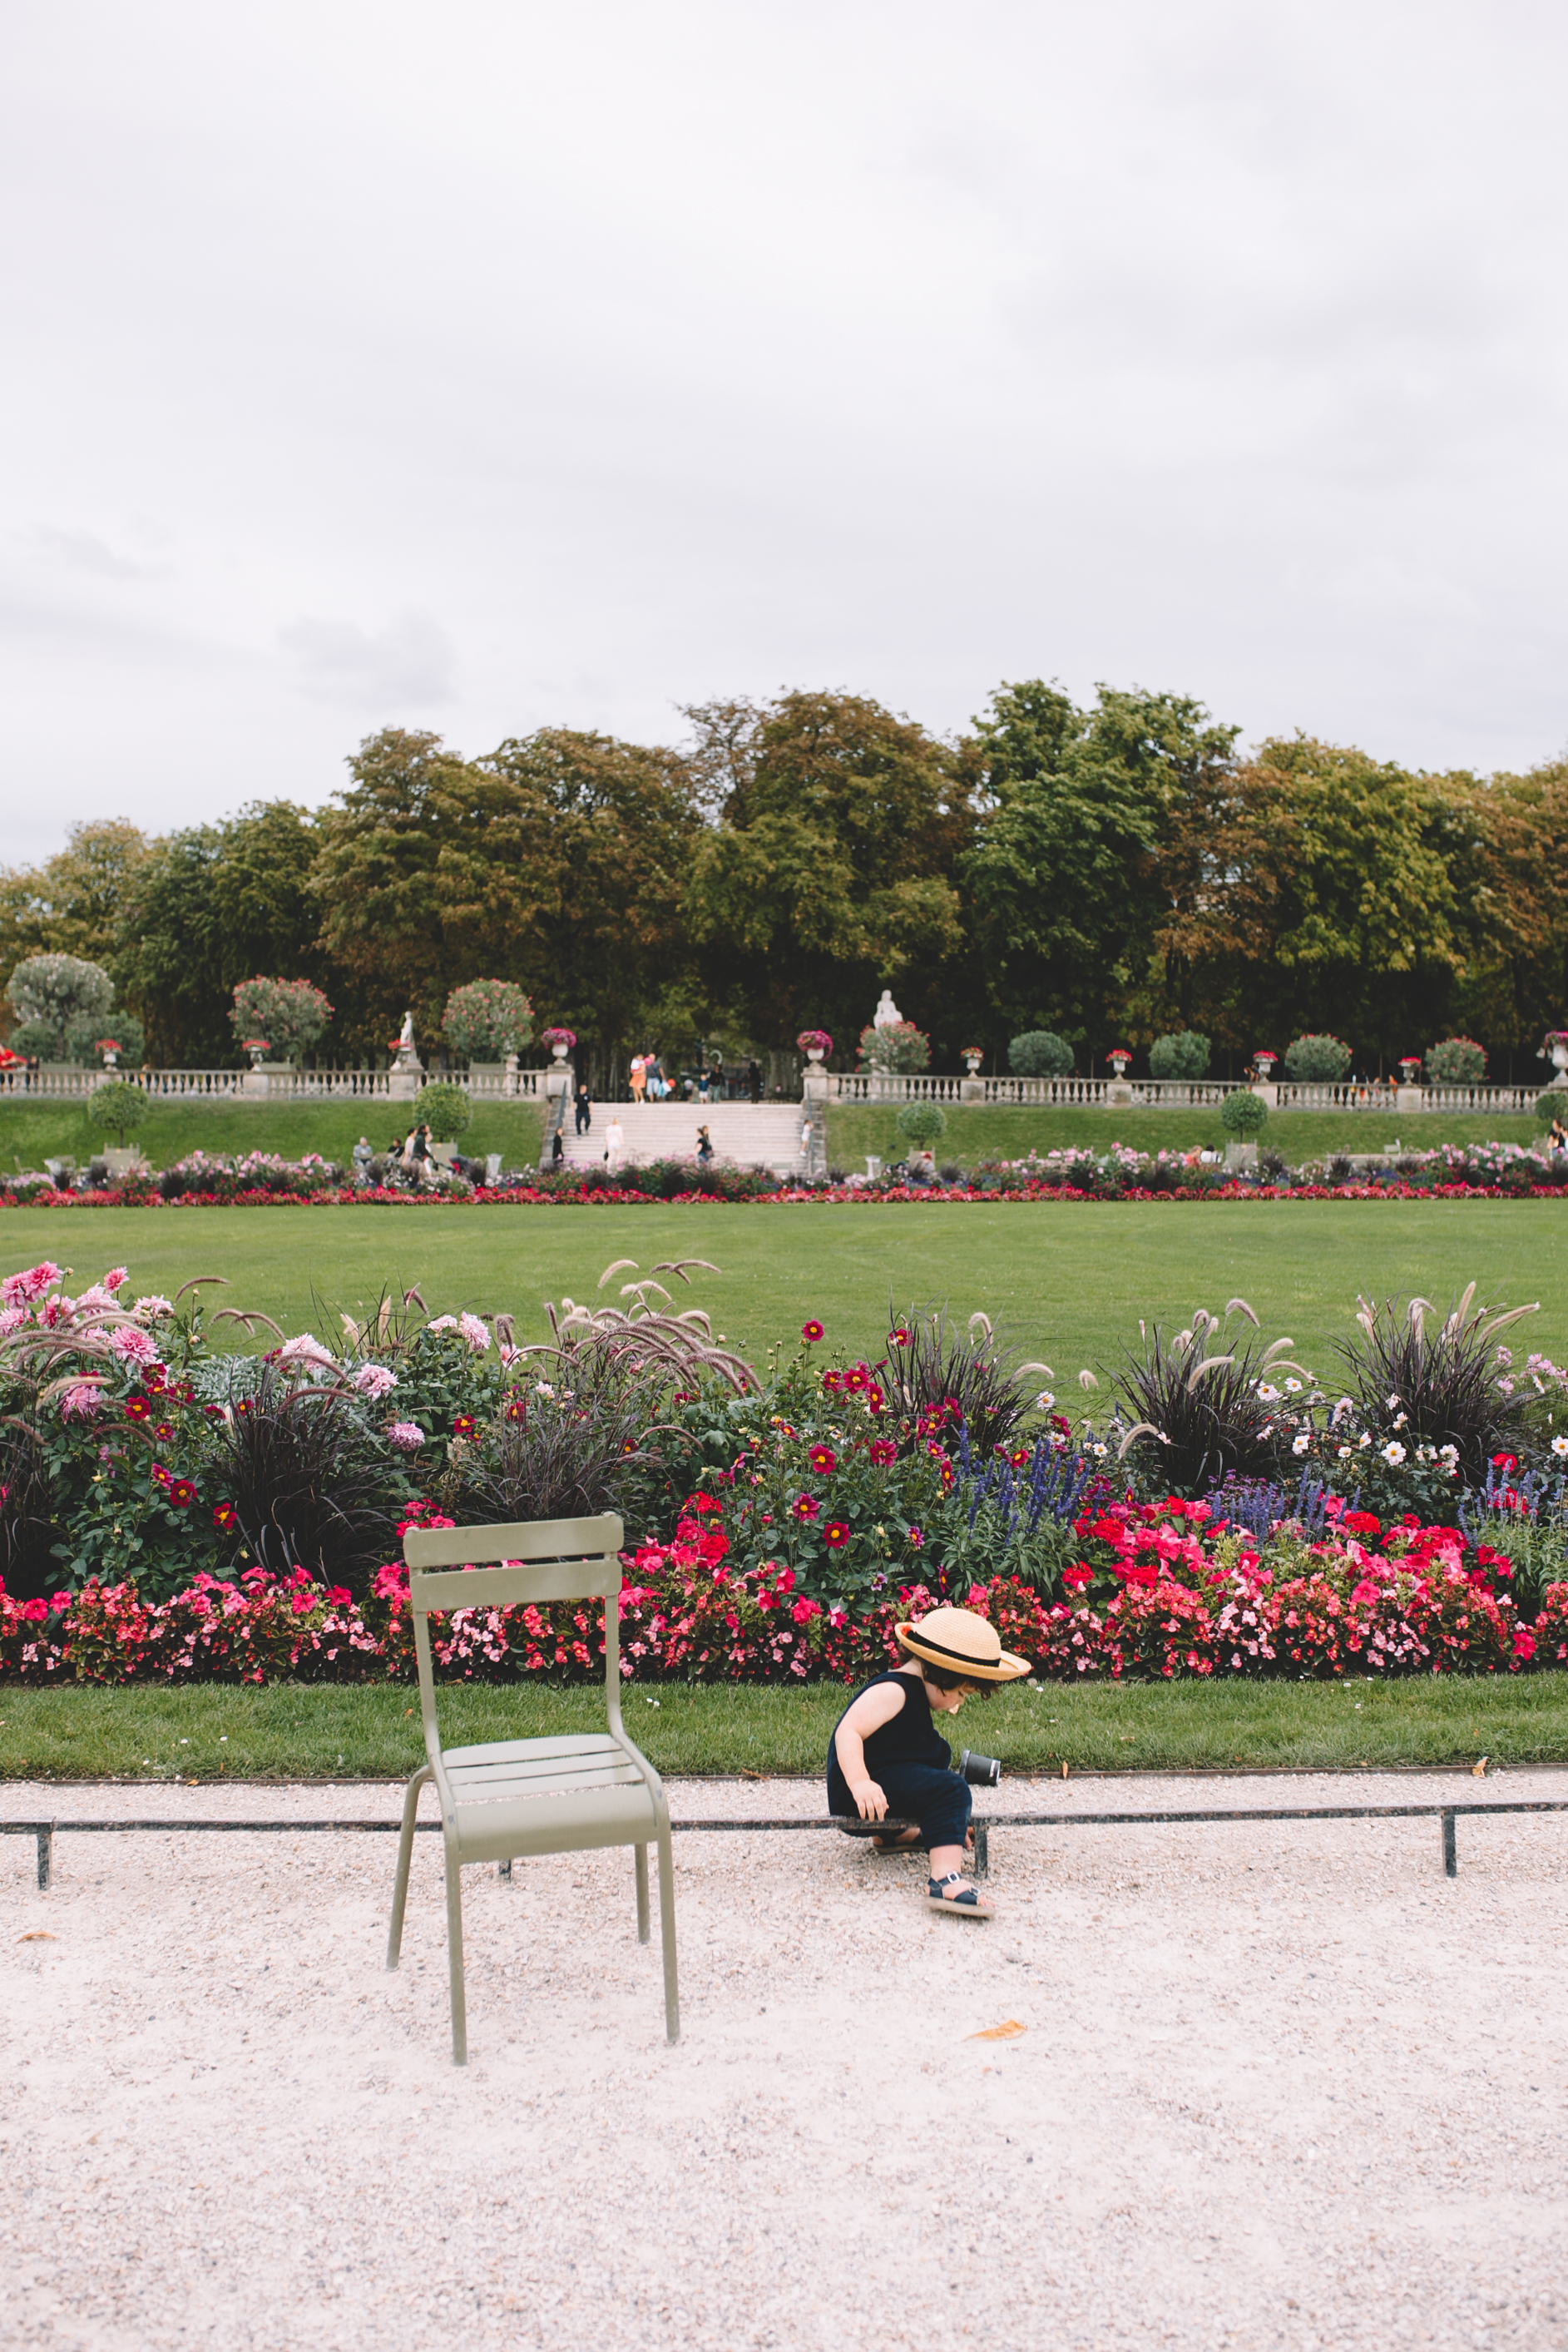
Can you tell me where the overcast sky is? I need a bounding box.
[4,1,1566,864]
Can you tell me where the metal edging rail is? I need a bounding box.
[7,1797,1568,1892]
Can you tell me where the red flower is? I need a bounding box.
[843,1364,868,1394]
[234,1394,255,1417]
[202,1404,226,1424]
[123,1393,151,1421]
[212,1502,237,1529]
[1062,1561,1094,1589]
[452,1414,476,1438]
[821,1369,843,1392]
[890,1327,911,1347]
[503,1396,527,1423]
[793,1493,820,1523]
[154,1422,176,1443]
[1491,1453,1519,1473]
[1009,1446,1031,1468]
[801,1320,824,1343]
[326,1586,353,1607]
[1342,1512,1382,1537]
[151,1463,172,1488]
[168,1479,197,1509]
[868,1439,898,1467]
[809,1444,837,1478]
[824,1521,850,1547]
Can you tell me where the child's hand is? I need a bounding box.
[850,1778,888,1821]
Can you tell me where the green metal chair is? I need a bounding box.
[386,1512,679,2062]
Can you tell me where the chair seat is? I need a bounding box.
[440,1733,660,1863]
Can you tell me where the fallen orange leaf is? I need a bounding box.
[969,2019,1026,2041]
[17,1931,57,1943]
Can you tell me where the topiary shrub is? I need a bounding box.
[413,1081,472,1142]
[1425,1037,1486,1087]
[1147,1030,1211,1080]
[1220,1089,1268,1138]
[1536,1092,1566,1124]
[72,1011,145,1068]
[1283,1033,1353,1082]
[1008,1031,1074,1078]
[85,1081,151,1148]
[441,979,534,1062]
[896,1102,947,1145]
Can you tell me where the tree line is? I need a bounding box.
[3,683,1566,1085]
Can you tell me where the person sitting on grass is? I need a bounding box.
[827,1604,1029,1918]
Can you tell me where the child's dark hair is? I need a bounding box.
[922,1661,993,1699]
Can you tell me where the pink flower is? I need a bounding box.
[2,1262,62,1308]
[278,1334,335,1371]
[102,1267,128,1294]
[353,1363,398,1400]
[108,1325,159,1366]
[59,1383,104,1422]
[387,1421,426,1452]
[458,1313,492,1354]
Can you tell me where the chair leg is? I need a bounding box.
[634,1842,650,1943]
[655,1819,680,2045]
[386,1764,432,1969]
[444,1837,468,2067]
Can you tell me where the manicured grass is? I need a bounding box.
[0,1097,545,1175]
[827,1104,1545,1167]
[4,1200,1566,1376]
[3,1675,1564,1781]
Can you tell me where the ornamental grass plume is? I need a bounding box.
[1338,1284,1539,1478]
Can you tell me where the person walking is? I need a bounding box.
[551,1126,565,1167]
[695,1123,714,1166]
[575,1083,591,1135]
[605,1115,626,1173]
[629,1056,646,1107]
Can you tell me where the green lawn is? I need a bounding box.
[3,1675,1563,1780]
[0,1097,545,1176]
[3,1199,1564,1377]
[827,1103,1546,1167]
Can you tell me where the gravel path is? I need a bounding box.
[5,1766,1568,2350]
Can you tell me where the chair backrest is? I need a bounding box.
[403,1515,627,1746]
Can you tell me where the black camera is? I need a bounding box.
[959,1748,1001,1788]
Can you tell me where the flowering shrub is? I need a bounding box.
[229,978,333,1062]
[441,979,533,1061]
[1426,1037,1487,1087]
[857,1021,931,1075]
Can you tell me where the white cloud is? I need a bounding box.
[1,0,1566,863]
[276,609,457,706]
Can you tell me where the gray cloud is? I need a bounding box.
[276,610,457,706]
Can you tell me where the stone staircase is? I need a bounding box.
[550,1102,807,1176]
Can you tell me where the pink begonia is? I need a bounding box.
[278,1334,335,1369]
[134,1295,175,1321]
[108,1325,159,1365]
[2,1263,62,1309]
[388,1421,426,1451]
[60,1383,105,1421]
[353,1363,398,1401]
[458,1313,492,1354]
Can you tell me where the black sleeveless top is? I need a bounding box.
[829,1669,952,1781]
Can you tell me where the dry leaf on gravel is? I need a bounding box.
[17,1932,57,1943]
[969,2019,1026,2041]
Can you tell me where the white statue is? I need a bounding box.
[398,1010,415,1051]
[872,988,903,1028]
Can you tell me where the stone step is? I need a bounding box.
[547,1102,808,1176]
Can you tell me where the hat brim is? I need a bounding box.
[895,1623,1031,1682]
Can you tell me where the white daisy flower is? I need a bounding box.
[1382,1441,1407,1467]
[1036,1390,1055,1410]
[1292,1433,1312,1456]
[1257,1383,1281,1403]
[1552,1434,1568,1459]
[1284,1378,1303,1395]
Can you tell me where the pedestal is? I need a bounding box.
[1251,1082,1279,1109]
[544,1067,572,1100]
[388,1050,424,1102]
[1106,1079,1134,1107]
[1394,1086,1424,1113]
[960,1077,985,1103]
[1225,1141,1259,1171]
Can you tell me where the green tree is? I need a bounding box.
[683,691,976,1057]
[116,802,322,1063]
[962,681,1239,1068]
[0,820,149,1009]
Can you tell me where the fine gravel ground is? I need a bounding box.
[5,1768,1568,2351]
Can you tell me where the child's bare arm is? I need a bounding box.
[833,1681,909,1820]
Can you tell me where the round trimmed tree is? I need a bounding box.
[6,953,114,1060]
[1147,1030,1211,1080]
[413,1081,472,1141]
[86,1081,151,1150]
[1220,1088,1268,1139]
[1283,1033,1353,1082]
[1008,1031,1074,1078]
[896,1102,947,1145]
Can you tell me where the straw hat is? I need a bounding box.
[895,1605,1030,1683]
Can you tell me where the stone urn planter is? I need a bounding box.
[1544,1033,1568,1090]
[1105,1047,1133,1105]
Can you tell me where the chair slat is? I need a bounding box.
[404,1514,624,1569]
[410,1559,618,1612]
